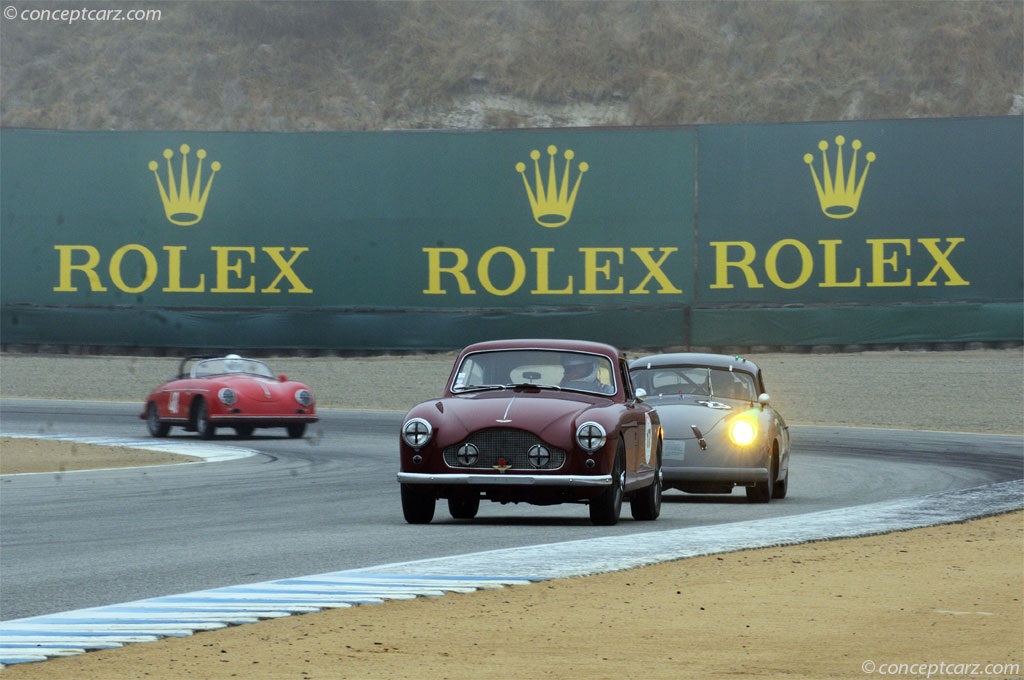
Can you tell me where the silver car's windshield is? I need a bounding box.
[452,349,615,395]
[192,357,275,379]
[632,366,756,401]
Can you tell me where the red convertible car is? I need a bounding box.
[140,354,317,439]
[398,339,663,525]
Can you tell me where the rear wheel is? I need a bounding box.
[590,441,625,526]
[401,485,436,524]
[145,403,170,438]
[448,495,480,520]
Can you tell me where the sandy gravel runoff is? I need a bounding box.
[1,348,1022,679]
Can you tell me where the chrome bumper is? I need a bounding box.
[397,472,613,487]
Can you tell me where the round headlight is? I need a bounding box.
[456,443,479,466]
[729,419,757,446]
[218,388,237,406]
[576,422,607,453]
[402,418,433,449]
[527,444,551,468]
[294,389,313,407]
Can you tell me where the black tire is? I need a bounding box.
[287,423,306,439]
[448,495,480,520]
[234,425,255,438]
[631,442,662,521]
[773,467,789,499]
[401,485,436,524]
[746,451,777,503]
[194,400,216,440]
[145,403,170,438]
[590,441,625,526]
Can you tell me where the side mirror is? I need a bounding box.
[635,388,647,399]
[279,374,288,382]
[758,393,770,409]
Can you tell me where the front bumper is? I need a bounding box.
[397,472,613,487]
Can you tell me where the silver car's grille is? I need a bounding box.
[443,428,566,470]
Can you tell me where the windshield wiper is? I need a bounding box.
[453,384,507,393]
[508,382,562,391]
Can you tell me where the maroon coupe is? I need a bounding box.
[398,339,663,525]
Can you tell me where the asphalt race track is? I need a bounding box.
[1,397,1021,665]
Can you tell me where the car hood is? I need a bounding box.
[216,375,302,401]
[642,395,751,439]
[420,389,607,444]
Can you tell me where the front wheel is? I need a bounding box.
[448,495,480,520]
[146,403,170,438]
[194,400,216,440]
[590,442,625,526]
[401,485,436,524]
[746,452,777,503]
[631,444,662,521]
[286,423,306,439]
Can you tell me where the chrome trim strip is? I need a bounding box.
[397,472,613,487]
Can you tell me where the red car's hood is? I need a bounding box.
[217,375,297,401]
[430,389,606,445]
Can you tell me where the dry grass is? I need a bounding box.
[1,0,1021,131]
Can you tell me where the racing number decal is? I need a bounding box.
[169,391,180,414]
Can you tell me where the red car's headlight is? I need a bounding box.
[294,389,314,407]
[218,388,237,406]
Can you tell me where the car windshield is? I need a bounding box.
[452,349,616,396]
[192,357,275,379]
[631,365,756,401]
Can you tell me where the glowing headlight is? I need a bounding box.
[402,418,433,449]
[218,388,237,406]
[456,443,479,466]
[576,422,606,452]
[729,419,757,446]
[294,389,314,407]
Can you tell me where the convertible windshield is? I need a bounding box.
[631,365,756,401]
[452,349,616,395]
[192,357,275,379]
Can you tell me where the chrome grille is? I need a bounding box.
[443,428,566,470]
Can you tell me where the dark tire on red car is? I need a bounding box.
[448,495,480,520]
[145,403,170,438]
[286,423,306,439]
[631,441,662,521]
[194,400,216,440]
[590,441,625,526]
[401,485,436,524]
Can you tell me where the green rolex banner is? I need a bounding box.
[696,117,1022,304]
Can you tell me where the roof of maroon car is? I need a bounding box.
[459,338,622,357]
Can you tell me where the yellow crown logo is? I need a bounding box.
[148,144,221,226]
[515,145,589,228]
[803,136,876,219]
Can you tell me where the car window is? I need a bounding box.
[452,350,615,395]
[632,365,756,401]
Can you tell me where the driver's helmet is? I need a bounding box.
[224,353,244,372]
[562,354,597,383]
